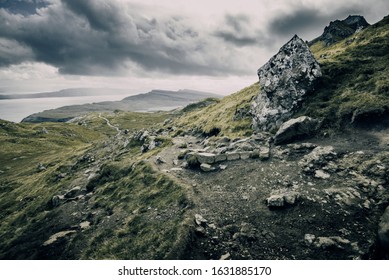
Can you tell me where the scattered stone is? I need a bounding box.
[37,163,46,172]
[315,169,331,179]
[200,163,215,172]
[304,234,316,246]
[79,221,91,230]
[267,195,285,207]
[51,195,65,207]
[220,252,231,260]
[195,226,206,235]
[283,192,299,205]
[64,186,82,199]
[314,236,351,249]
[219,164,227,170]
[259,146,270,160]
[43,230,76,246]
[173,159,178,166]
[299,146,337,173]
[274,116,319,145]
[155,156,166,164]
[195,214,207,226]
[314,237,337,249]
[267,191,300,208]
[170,167,183,172]
[378,206,389,249]
[250,35,322,131]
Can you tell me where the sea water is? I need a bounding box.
[0,94,131,123]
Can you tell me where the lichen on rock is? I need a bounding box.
[250,35,322,132]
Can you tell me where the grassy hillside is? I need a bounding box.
[172,16,389,134]
[300,15,389,128]
[173,83,259,137]
[0,112,191,259]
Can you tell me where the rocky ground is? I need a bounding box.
[151,127,389,260]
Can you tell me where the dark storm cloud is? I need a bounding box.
[0,0,249,76]
[0,0,49,16]
[269,6,365,38]
[214,14,269,47]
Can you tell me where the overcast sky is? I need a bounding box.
[0,0,388,95]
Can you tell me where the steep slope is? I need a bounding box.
[301,15,389,128]
[175,15,389,135]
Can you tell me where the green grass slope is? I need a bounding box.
[0,112,192,259]
[173,16,389,134]
[300,15,389,128]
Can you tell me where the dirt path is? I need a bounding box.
[98,113,121,135]
[152,130,389,260]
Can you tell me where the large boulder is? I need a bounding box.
[274,116,319,145]
[250,35,322,132]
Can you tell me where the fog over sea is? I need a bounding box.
[0,94,131,123]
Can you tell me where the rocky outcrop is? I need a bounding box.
[274,116,319,145]
[251,35,322,132]
[310,15,369,46]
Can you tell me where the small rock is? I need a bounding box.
[64,186,82,199]
[155,156,166,164]
[195,214,207,226]
[283,192,299,205]
[173,159,178,166]
[259,146,270,160]
[51,195,65,207]
[43,230,76,246]
[304,234,316,246]
[195,226,206,235]
[200,163,215,172]
[170,167,183,172]
[274,116,319,145]
[219,164,227,170]
[37,163,46,172]
[314,169,331,179]
[220,252,231,260]
[267,195,284,207]
[79,221,91,230]
[314,237,337,249]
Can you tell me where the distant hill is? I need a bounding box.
[21,89,220,123]
[0,88,130,100]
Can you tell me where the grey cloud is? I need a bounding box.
[0,0,250,76]
[269,6,365,39]
[0,0,49,16]
[214,14,269,47]
[0,38,34,66]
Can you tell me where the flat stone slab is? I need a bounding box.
[226,152,240,161]
[196,152,216,164]
[215,154,227,162]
